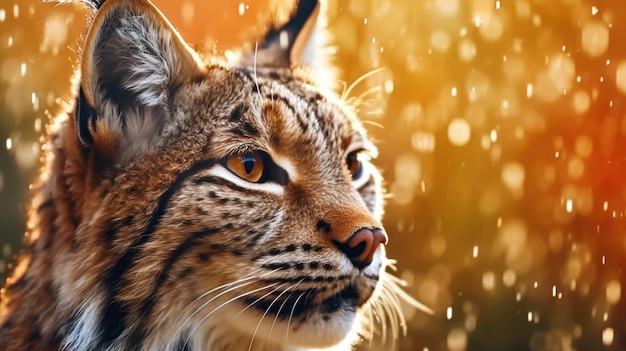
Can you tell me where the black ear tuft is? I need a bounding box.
[81,0,107,12]
[260,0,319,65]
[77,0,204,162]
[240,0,321,68]
[76,86,97,146]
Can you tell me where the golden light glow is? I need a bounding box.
[1,0,625,350]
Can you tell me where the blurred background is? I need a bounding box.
[1,0,625,350]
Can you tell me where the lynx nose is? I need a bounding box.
[335,228,388,270]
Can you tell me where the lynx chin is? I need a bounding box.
[0,0,430,350]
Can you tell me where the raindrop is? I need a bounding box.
[384,79,394,94]
[473,13,483,27]
[411,131,435,153]
[490,129,498,142]
[565,199,574,213]
[526,83,534,98]
[31,92,39,112]
[602,327,614,346]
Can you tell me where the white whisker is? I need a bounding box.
[285,290,308,345]
[253,41,261,95]
[250,281,301,351]
[235,282,287,318]
[367,304,374,350]
[173,269,265,333]
[360,119,385,130]
[341,67,386,101]
[386,273,434,315]
[267,280,303,347]
[176,278,259,343]
[372,293,389,345]
[345,85,383,109]
[184,282,280,348]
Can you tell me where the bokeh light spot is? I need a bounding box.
[581,21,609,58]
[447,118,471,146]
[501,162,525,198]
[606,280,621,304]
[602,327,614,346]
[446,328,467,351]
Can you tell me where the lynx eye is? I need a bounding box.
[225,152,264,183]
[346,150,365,180]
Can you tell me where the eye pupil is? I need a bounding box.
[346,151,363,180]
[225,152,265,183]
[243,158,255,174]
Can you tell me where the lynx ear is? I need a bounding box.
[77,0,203,162]
[241,0,331,71]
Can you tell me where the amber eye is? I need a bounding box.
[346,150,364,180]
[225,152,264,183]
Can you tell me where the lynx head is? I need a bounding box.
[44,0,426,350]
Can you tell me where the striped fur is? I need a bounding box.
[0,0,426,350]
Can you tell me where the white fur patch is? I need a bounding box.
[207,166,284,195]
[113,16,175,107]
[63,299,103,351]
[269,151,299,183]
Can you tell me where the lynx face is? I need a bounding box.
[0,0,426,350]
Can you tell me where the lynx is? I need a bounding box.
[0,0,427,350]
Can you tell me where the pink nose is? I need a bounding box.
[335,228,388,269]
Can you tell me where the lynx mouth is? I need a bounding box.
[319,284,360,315]
[243,278,375,322]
